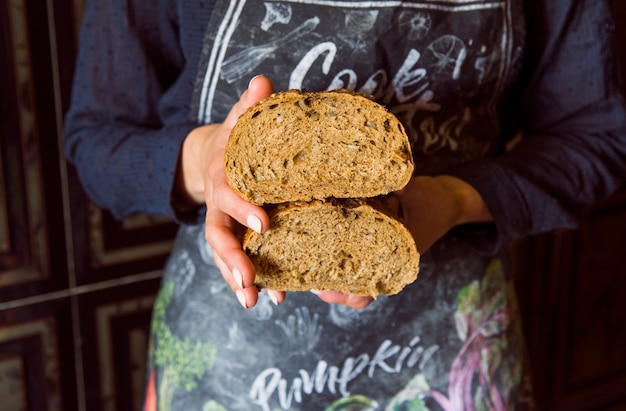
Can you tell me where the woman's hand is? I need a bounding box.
[177,77,377,310]
[313,176,492,309]
[311,291,375,309]
[395,175,493,253]
[176,77,491,311]
[178,75,285,309]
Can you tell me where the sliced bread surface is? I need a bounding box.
[225,89,414,205]
[243,200,420,297]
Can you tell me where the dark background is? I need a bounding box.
[0,1,624,410]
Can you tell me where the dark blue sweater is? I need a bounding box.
[64,0,626,254]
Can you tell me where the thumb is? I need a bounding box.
[223,75,275,129]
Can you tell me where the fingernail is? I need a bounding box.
[247,214,262,233]
[267,290,280,305]
[232,268,244,289]
[236,289,248,309]
[310,290,320,295]
[248,75,262,89]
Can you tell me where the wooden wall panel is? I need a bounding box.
[1,0,171,410]
[512,190,626,411]
[552,195,626,410]
[69,201,177,285]
[77,280,161,411]
[0,0,69,302]
[0,355,28,410]
[0,298,77,411]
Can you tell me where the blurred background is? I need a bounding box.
[0,1,624,410]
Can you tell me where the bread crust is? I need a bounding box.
[225,89,414,205]
[227,89,420,296]
[243,199,419,297]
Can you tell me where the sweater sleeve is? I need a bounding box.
[64,0,200,222]
[446,0,626,254]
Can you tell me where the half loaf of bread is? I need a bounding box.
[243,200,419,297]
[225,89,414,205]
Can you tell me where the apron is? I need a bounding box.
[148,1,534,409]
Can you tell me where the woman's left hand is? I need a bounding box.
[395,175,493,254]
[313,175,492,309]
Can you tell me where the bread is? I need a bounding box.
[225,89,414,205]
[226,89,420,297]
[243,199,419,296]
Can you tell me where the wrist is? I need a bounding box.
[435,175,493,226]
[175,126,210,206]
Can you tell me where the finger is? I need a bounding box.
[205,77,273,232]
[222,75,275,130]
[206,205,283,307]
[264,289,286,306]
[210,215,284,308]
[212,249,241,289]
[245,74,276,106]
[213,249,259,309]
[314,291,374,309]
[210,176,269,233]
[205,209,256,287]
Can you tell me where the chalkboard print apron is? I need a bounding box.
[147,1,536,410]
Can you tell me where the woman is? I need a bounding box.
[64,0,626,409]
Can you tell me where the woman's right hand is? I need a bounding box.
[176,75,285,309]
[175,76,388,311]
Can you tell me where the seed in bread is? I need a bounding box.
[243,200,420,297]
[225,89,414,205]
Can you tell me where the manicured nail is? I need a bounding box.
[235,289,248,309]
[267,290,280,305]
[232,268,244,289]
[247,214,262,233]
[248,75,262,89]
